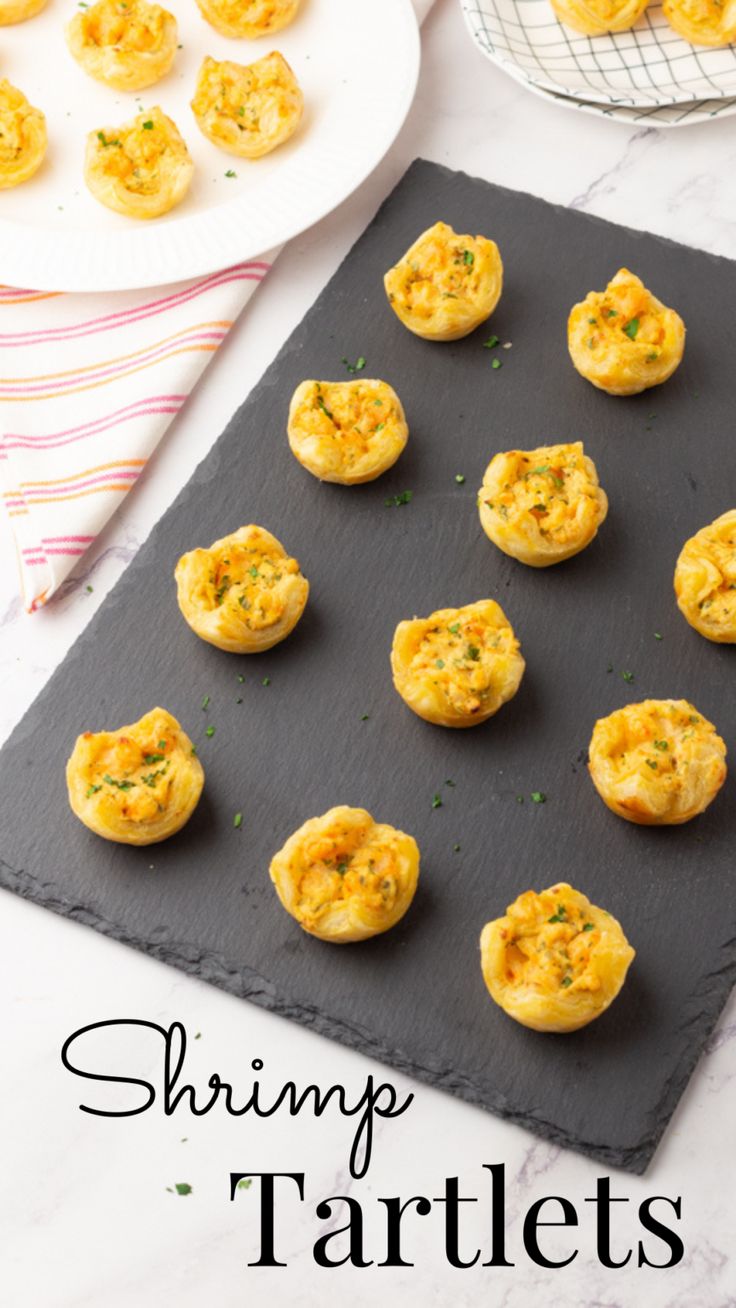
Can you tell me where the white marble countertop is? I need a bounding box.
[2,2,736,1303]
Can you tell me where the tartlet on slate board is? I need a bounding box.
[1,159,734,1172]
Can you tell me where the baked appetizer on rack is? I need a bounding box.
[663,0,736,46]
[192,52,303,159]
[480,882,635,1033]
[84,107,193,219]
[568,268,685,396]
[0,0,48,23]
[384,220,503,342]
[175,523,309,654]
[478,441,608,567]
[269,805,420,943]
[0,80,47,189]
[66,0,178,92]
[549,0,649,36]
[588,698,727,825]
[195,0,301,39]
[66,707,204,846]
[287,378,408,484]
[391,599,525,728]
[674,509,736,643]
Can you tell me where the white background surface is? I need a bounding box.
[2,1,736,1303]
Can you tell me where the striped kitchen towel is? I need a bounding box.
[0,0,434,613]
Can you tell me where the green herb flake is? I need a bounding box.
[142,120,154,130]
[248,565,259,579]
[448,622,460,634]
[455,474,465,484]
[483,335,500,351]
[86,584,94,593]
[173,1183,192,1196]
[516,795,524,804]
[262,676,271,687]
[205,725,215,738]
[86,784,102,797]
[431,793,443,809]
[201,695,210,710]
[233,812,243,829]
[653,739,668,751]
[225,169,237,178]
[491,358,502,370]
[646,759,658,770]
[622,670,635,683]
[530,791,546,804]
[435,658,445,669]
[237,1178,252,1190]
[560,976,573,988]
[582,922,595,932]
[624,317,640,340]
[385,490,413,507]
[453,843,461,853]
[360,713,370,721]
[466,644,481,661]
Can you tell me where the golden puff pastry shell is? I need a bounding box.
[84,107,193,220]
[588,698,727,825]
[550,0,649,35]
[192,52,303,160]
[66,0,178,93]
[0,80,47,189]
[195,0,300,39]
[480,883,635,1033]
[675,510,736,643]
[663,0,736,45]
[269,805,420,943]
[568,268,685,396]
[66,707,204,846]
[175,524,309,654]
[384,221,503,342]
[391,599,525,729]
[0,0,48,23]
[287,379,408,485]
[479,441,608,567]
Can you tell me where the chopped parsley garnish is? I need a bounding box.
[86,784,102,797]
[431,793,443,809]
[248,565,259,579]
[463,249,474,267]
[582,922,594,932]
[654,632,663,641]
[624,317,640,340]
[142,120,154,131]
[97,131,122,148]
[360,713,370,721]
[645,759,658,770]
[448,622,460,634]
[646,352,658,362]
[225,169,237,178]
[374,421,385,432]
[455,474,465,484]
[233,813,243,829]
[341,355,366,374]
[560,976,573,988]
[453,843,461,853]
[491,358,502,370]
[205,725,215,738]
[103,774,135,790]
[173,1183,192,1196]
[530,791,546,804]
[237,675,245,683]
[86,584,94,593]
[483,335,499,349]
[385,490,412,507]
[262,676,271,687]
[435,659,445,669]
[653,739,668,751]
[201,695,210,710]
[317,396,334,421]
[143,753,165,765]
[622,670,635,683]
[466,644,481,661]
[336,859,350,875]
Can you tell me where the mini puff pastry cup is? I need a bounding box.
[663,0,736,45]
[588,699,727,825]
[479,441,608,567]
[0,0,48,23]
[269,806,420,943]
[66,707,204,846]
[175,524,309,654]
[675,510,736,643]
[568,268,685,396]
[192,52,303,160]
[195,0,300,39]
[384,221,503,342]
[550,0,649,35]
[0,80,47,189]
[66,0,178,92]
[287,379,408,484]
[480,883,635,1033]
[391,599,525,728]
[84,106,193,219]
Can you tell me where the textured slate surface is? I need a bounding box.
[2,159,735,1173]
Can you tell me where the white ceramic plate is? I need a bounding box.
[461,0,736,108]
[519,73,736,123]
[0,0,420,291]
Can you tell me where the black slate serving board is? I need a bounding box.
[2,160,735,1173]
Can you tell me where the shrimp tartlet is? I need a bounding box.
[192,52,303,159]
[0,80,47,189]
[195,0,300,39]
[479,441,608,567]
[287,379,408,484]
[550,0,649,35]
[480,882,635,1033]
[663,0,736,45]
[269,806,420,943]
[0,0,48,23]
[175,524,309,654]
[675,510,736,643]
[66,0,178,92]
[588,699,727,825]
[66,707,204,846]
[84,107,193,219]
[568,268,685,396]
[384,221,503,342]
[391,599,525,728]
